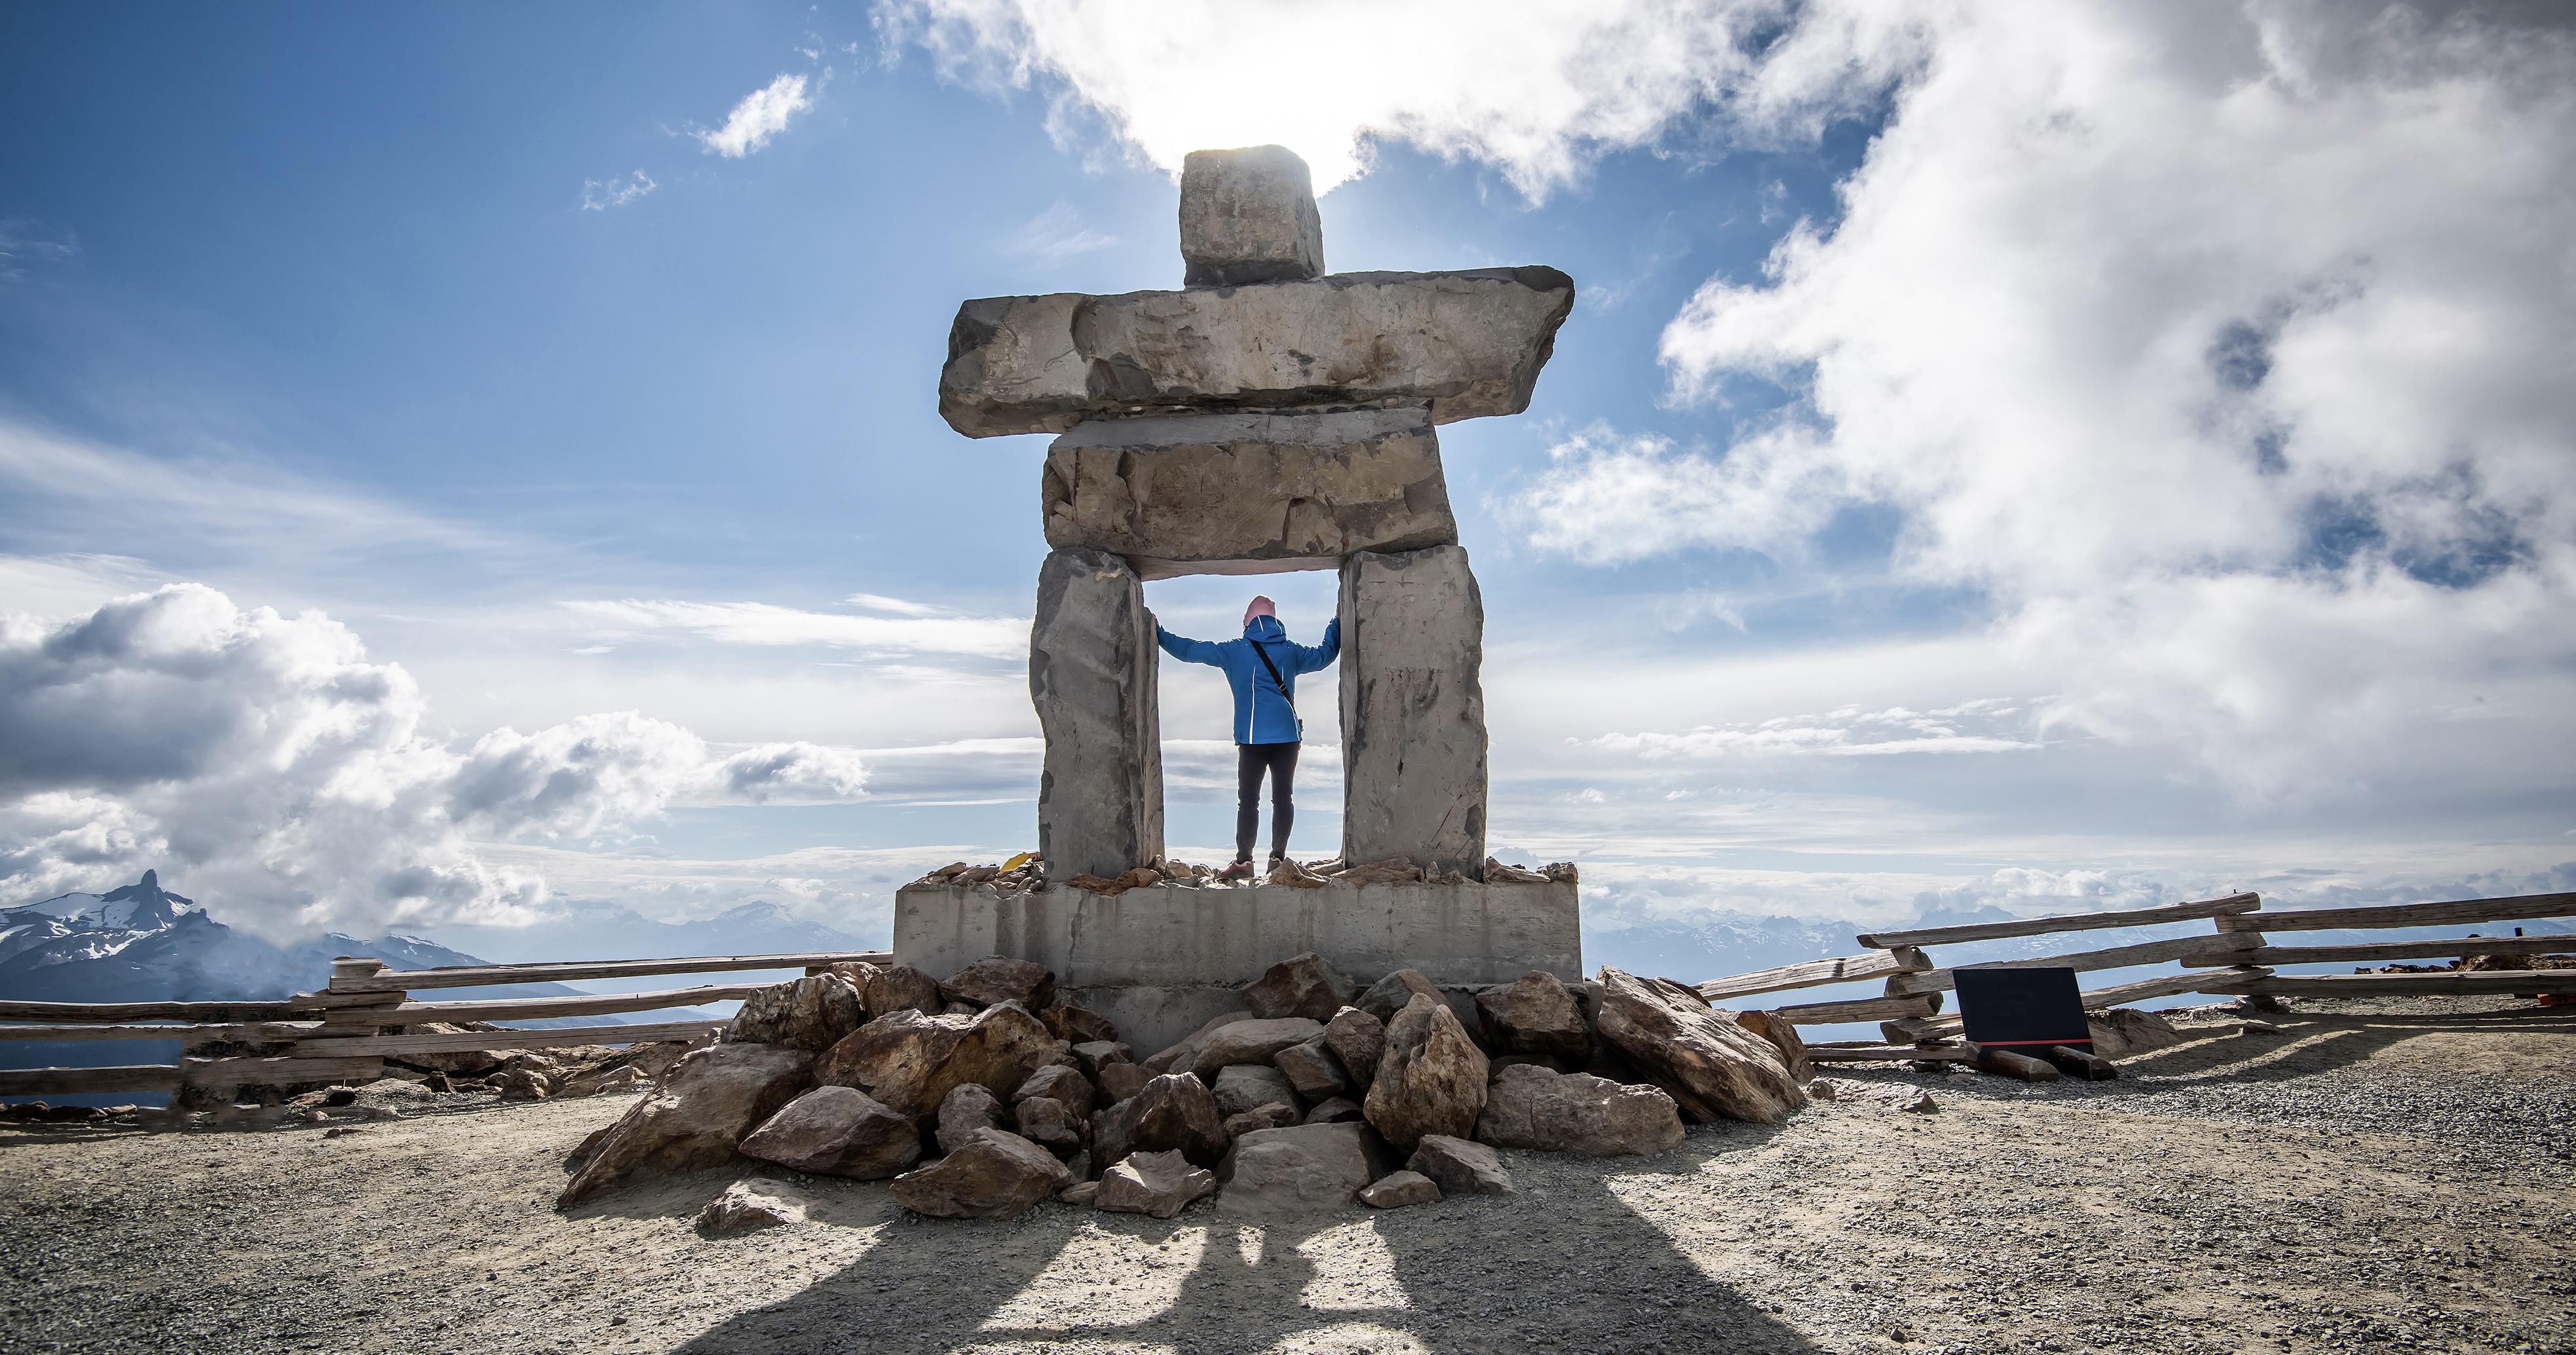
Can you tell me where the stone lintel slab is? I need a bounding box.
[1031,548,1164,880]
[1339,544,1488,876]
[1042,407,1455,581]
[893,878,1580,1053]
[1180,145,1323,288]
[939,267,1576,438]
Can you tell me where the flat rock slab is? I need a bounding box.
[1042,408,1454,579]
[939,268,1576,437]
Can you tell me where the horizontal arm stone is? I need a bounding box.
[940,267,1576,437]
[1042,407,1456,580]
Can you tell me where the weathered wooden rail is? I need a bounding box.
[0,948,890,1102]
[1697,890,2576,1041]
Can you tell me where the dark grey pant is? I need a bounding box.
[1235,741,1300,863]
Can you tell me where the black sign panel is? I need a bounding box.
[1953,967,2092,1054]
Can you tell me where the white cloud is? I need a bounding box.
[1006,200,1118,263]
[1595,699,2042,760]
[874,0,1802,195]
[696,73,814,157]
[0,223,79,283]
[1506,2,2576,806]
[0,585,871,938]
[561,597,1027,658]
[579,170,658,210]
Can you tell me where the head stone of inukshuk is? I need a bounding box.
[938,145,1574,883]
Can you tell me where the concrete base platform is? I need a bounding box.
[892,878,1582,1054]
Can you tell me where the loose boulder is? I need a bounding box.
[814,1001,1057,1118]
[730,974,867,1052]
[1097,1062,1154,1104]
[1043,1003,1119,1045]
[1274,1035,1350,1100]
[2089,1007,2182,1058]
[1091,1072,1232,1170]
[1013,1095,1088,1151]
[1322,1007,1386,1091]
[559,1043,814,1206]
[1363,994,1488,1151]
[1407,1134,1512,1196]
[1591,967,1807,1125]
[1185,1017,1324,1074]
[1475,971,1590,1058]
[942,956,1055,1011]
[890,1128,1072,1219]
[1216,1121,1389,1219]
[1358,1170,1441,1210]
[862,965,944,1020]
[1241,952,1356,1022]
[1071,1040,1133,1078]
[1014,1064,1098,1117]
[695,1179,814,1236]
[1475,1064,1684,1157]
[1222,1103,1300,1136]
[937,1083,1007,1154]
[1733,1009,1814,1084]
[1094,1148,1215,1219]
[1357,969,1444,1023]
[738,1086,922,1179]
[1304,1096,1365,1124]
[1211,1064,1302,1119]
[1143,1011,1255,1073]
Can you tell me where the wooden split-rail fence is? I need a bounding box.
[7,891,2573,1102]
[1692,889,2576,1063]
[0,949,890,1101]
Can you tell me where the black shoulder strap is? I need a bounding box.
[1249,639,1297,713]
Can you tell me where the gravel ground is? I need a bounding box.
[3,997,2571,1355]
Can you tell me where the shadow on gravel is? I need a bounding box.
[668,1134,1819,1355]
[2107,1007,2576,1086]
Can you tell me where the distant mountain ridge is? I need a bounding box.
[0,870,574,1007]
[410,899,884,966]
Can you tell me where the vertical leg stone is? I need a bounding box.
[1032,548,1164,880]
[1338,544,1487,877]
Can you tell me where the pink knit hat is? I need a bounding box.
[1241,595,1277,627]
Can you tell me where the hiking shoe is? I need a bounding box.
[1217,860,1253,881]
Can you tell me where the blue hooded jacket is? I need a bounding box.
[1158,614,1341,745]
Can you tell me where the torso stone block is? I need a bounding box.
[939,267,1576,437]
[1031,548,1164,879]
[1042,406,1456,580]
[1338,545,1488,876]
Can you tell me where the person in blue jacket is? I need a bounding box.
[1156,593,1341,880]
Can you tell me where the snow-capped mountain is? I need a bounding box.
[0,871,586,1007]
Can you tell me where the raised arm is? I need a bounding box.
[1157,623,1228,667]
[1291,616,1342,672]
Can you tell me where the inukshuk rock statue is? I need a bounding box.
[939,145,1573,880]
[913,147,1580,1052]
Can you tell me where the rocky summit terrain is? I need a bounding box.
[2,995,2570,1355]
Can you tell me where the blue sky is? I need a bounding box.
[3,2,2571,948]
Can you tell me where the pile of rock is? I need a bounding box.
[559,949,1809,1225]
[914,855,1578,894]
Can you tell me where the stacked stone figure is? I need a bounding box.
[938,145,1575,883]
